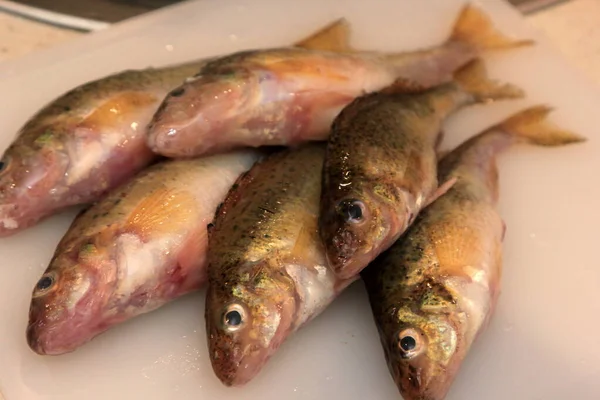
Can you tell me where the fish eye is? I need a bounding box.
[0,156,11,174]
[398,328,424,359]
[337,199,365,224]
[222,304,246,332]
[33,272,57,297]
[170,87,185,97]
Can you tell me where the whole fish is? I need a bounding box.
[205,144,356,386]
[319,58,524,280]
[146,4,532,158]
[26,151,259,355]
[361,106,584,400]
[0,21,337,238]
[0,61,208,237]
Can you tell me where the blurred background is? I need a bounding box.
[0,0,596,79]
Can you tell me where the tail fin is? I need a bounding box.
[453,59,524,102]
[493,105,586,146]
[294,18,353,52]
[449,4,534,50]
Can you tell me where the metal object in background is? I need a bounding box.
[0,0,183,31]
[510,0,571,14]
[0,0,573,32]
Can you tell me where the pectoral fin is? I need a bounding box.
[124,187,197,240]
[423,177,457,208]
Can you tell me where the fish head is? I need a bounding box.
[383,300,464,400]
[0,126,70,235]
[147,69,256,156]
[320,182,411,279]
[26,241,117,355]
[206,260,297,386]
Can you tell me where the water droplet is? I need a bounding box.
[229,34,238,42]
[165,44,174,52]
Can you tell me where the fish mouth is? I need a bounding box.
[26,320,65,356]
[146,118,205,158]
[26,309,79,355]
[320,209,388,279]
[390,358,453,400]
[205,275,293,387]
[207,321,270,387]
[324,234,375,280]
[26,273,106,356]
[397,383,448,400]
[26,307,107,356]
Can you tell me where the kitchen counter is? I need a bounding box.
[0,11,80,62]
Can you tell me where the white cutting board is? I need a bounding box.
[0,0,599,399]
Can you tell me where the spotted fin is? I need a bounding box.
[123,187,197,240]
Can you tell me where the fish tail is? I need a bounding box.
[449,4,535,51]
[453,58,524,102]
[492,105,586,146]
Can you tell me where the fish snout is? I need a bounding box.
[324,229,356,272]
[146,116,209,158]
[26,307,63,355]
[323,226,375,279]
[208,330,264,387]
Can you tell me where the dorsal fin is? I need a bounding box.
[294,18,354,53]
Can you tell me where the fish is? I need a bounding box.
[318,58,524,280]
[26,150,260,355]
[146,4,533,158]
[0,20,339,238]
[205,144,357,386]
[0,61,210,237]
[360,106,585,400]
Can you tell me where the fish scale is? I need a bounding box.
[205,144,357,387]
[147,4,533,158]
[319,57,525,281]
[361,105,585,400]
[26,150,260,355]
[0,59,208,237]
